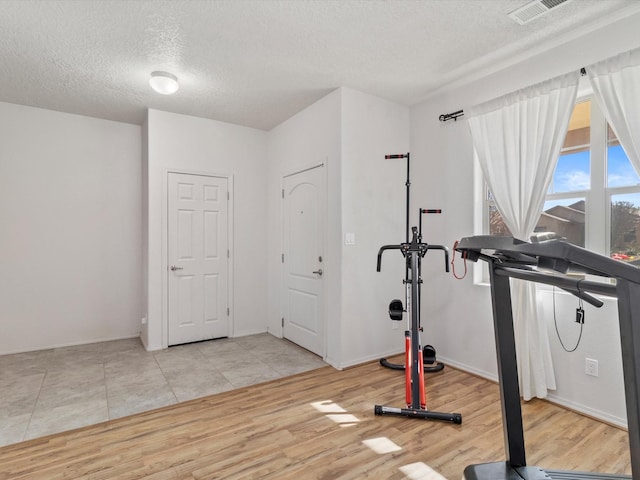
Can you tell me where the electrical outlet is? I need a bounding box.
[585,358,599,377]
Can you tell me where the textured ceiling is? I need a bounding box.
[1,0,639,130]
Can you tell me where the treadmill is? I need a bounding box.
[455,236,640,480]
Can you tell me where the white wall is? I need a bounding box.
[144,109,268,350]
[141,113,149,346]
[0,101,142,354]
[411,11,640,426]
[540,291,626,425]
[266,89,343,365]
[340,88,410,367]
[266,88,410,368]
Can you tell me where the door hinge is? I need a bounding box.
[282,317,284,327]
[227,191,230,200]
[227,249,230,259]
[282,189,284,199]
[282,253,284,263]
[227,307,230,316]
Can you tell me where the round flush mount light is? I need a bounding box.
[149,71,179,95]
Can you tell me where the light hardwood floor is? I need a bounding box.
[0,358,631,479]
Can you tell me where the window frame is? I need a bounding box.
[481,94,640,271]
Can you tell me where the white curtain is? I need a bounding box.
[586,46,640,175]
[467,72,580,400]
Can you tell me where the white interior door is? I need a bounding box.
[282,166,325,356]
[168,172,229,346]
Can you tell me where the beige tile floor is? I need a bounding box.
[0,333,327,447]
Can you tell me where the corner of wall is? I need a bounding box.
[141,111,150,349]
[266,89,343,364]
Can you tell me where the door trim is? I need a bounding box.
[162,169,234,349]
[283,162,325,178]
[280,162,327,358]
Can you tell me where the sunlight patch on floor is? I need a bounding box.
[310,400,347,413]
[325,413,360,426]
[399,462,448,480]
[310,400,360,427]
[362,436,402,454]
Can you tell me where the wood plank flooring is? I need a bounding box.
[0,359,631,479]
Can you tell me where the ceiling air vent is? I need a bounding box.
[508,0,573,25]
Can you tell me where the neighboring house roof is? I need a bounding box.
[544,204,585,224]
[539,212,572,223]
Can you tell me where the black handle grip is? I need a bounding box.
[385,153,408,159]
[426,244,450,273]
[421,209,442,214]
[376,244,403,271]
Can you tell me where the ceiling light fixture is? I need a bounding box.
[149,71,179,95]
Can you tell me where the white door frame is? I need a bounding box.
[281,162,327,358]
[161,169,234,349]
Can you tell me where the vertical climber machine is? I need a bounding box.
[373,152,461,424]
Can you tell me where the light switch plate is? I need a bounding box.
[345,233,356,245]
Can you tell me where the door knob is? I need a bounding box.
[170,265,183,271]
[312,268,323,276]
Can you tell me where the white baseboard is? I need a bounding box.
[437,355,498,383]
[545,392,627,429]
[0,334,142,356]
[338,349,404,370]
[265,327,283,339]
[439,356,628,429]
[231,328,269,338]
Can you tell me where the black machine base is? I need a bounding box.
[464,462,630,480]
[374,404,462,424]
[379,357,445,372]
[379,344,445,373]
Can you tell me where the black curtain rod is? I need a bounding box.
[438,110,464,122]
[439,67,588,123]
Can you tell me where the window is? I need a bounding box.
[486,98,640,264]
